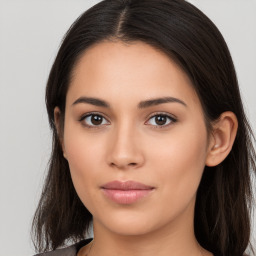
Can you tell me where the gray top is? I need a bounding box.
[34,239,92,256]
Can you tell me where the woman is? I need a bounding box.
[32,0,256,255]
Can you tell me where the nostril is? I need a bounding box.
[110,162,137,168]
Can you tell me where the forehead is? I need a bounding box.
[67,40,200,108]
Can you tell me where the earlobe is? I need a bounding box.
[54,107,67,158]
[206,111,238,167]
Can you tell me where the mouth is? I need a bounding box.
[100,180,155,205]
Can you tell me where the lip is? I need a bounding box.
[101,180,155,205]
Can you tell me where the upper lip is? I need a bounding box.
[101,180,154,190]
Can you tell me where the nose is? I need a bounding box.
[106,124,145,170]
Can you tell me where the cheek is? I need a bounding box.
[63,124,105,207]
[148,121,208,202]
[63,116,105,172]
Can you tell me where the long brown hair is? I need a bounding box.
[32,1,256,255]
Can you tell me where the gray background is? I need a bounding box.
[0,1,255,255]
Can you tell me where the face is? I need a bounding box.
[59,40,211,237]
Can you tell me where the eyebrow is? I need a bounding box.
[72,97,110,108]
[72,96,187,108]
[138,97,187,108]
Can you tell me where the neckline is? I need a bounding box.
[75,238,93,255]
[74,238,221,256]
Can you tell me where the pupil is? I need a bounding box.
[156,115,166,125]
[91,115,102,125]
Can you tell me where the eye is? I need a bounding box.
[80,113,110,128]
[146,113,177,127]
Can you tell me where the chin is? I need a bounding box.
[104,219,157,236]
[94,207,174,237]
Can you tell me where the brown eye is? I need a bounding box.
[155,115,168,125]
[81,113,109,127]
[146,114,176,127]
[91,114,103,125]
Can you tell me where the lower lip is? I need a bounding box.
[102,189,154,204]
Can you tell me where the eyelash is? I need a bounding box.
[146,112,177,129]
[79,112,177,129]
[79,112,109,129]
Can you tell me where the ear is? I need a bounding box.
[54,107,67,158]
[206,111,238,167]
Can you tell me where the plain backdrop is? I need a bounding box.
[0,1,255,255]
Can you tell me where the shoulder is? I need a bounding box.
[33,239,92,256]
[33,245,76,256]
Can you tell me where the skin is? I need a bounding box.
[55,40,238,256]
